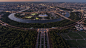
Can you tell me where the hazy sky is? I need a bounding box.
[0,0,86,2]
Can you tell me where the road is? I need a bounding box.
[56,13,73,21]
[36,28,50,48]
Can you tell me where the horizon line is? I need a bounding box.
[0,1,85,3]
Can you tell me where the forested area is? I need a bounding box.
[1,12,75,28]
[0,26,37,48]
[69,12,81,21]
[49,30,70,48]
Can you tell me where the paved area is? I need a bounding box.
[36,28,50,48]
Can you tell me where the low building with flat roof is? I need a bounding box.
[39,14,48,17]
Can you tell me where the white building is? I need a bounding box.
[39,14,48,17]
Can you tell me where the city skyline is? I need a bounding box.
[0,0,86,2]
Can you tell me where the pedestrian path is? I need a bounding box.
[36,28,50,48]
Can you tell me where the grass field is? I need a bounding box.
[61,33,70,39]
[31,13,37,16]
[77,40,86,47]
[67,40,79,47]
[61,31,86,47]
[68,32,83,39]
[78,32,86,38]
[36,17,39,20]
[26,16,32,18]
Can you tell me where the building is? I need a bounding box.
[39,14,48,17]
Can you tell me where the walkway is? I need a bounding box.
[36,28,50,48]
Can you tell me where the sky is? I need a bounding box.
[0,0,86,2]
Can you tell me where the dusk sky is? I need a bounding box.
[0,0,86,2]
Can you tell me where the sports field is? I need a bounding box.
[26,16,32,18]
[31,13,37,16]
[61,31,86,47]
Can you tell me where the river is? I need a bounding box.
[8,10,70,23]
